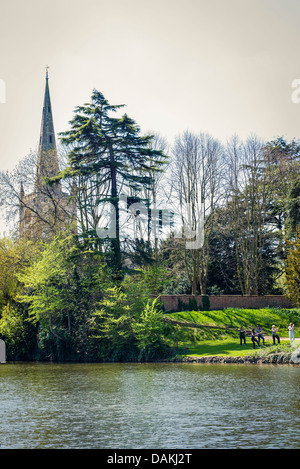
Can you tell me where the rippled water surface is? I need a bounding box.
[0,362,299,449]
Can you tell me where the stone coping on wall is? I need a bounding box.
[156,294,293,311]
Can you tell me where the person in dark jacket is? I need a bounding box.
[239,326,246,345]
[256,325,265,346]
[251,329,260,349]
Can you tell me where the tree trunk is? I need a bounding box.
[108,142,122,280]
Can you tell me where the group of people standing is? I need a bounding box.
[239,323,296,349]
[239,325,266,349]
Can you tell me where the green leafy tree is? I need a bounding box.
[135,264,171,296]
[286,229,300,306]
[0,237,40,308]
[0,237,39,359]
[286,176,300,238]
[18,236,77,331]
[17,235,111,360]
[0,303,37,360]
[92,286,137,361]
[92,285,171,361]
[132,299,170,361]
[262,137,300,237]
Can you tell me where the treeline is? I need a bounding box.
[0,90,299,361]
[164,133,300,297]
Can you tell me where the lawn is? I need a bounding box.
[164,307,300,358]
[182,337,299,358]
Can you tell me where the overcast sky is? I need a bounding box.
[0,0,300,232]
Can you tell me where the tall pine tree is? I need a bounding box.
[58,90,167,279]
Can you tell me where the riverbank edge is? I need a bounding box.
[164,347,300,365]
[3,346,300,366]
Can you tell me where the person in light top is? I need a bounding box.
[256,325,265,346]
[288,323,295,345]
[271,325,280,345]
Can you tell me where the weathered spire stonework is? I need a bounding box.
[35,68,60,190]
[19,70,77,239]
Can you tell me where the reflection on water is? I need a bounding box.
[0,362,299,449]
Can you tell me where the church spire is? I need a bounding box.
[35,67,60,190]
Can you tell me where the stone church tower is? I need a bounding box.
[19,69,77,239]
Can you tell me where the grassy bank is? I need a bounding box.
[164,307,300,359]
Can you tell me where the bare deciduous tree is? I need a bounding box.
[0,148,76,239]
[169,131,224,294]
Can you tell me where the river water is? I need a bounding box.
[0,362,299,449]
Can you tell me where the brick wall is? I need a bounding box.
[157,295,293,311]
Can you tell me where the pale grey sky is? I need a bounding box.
[0,0,300,169]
